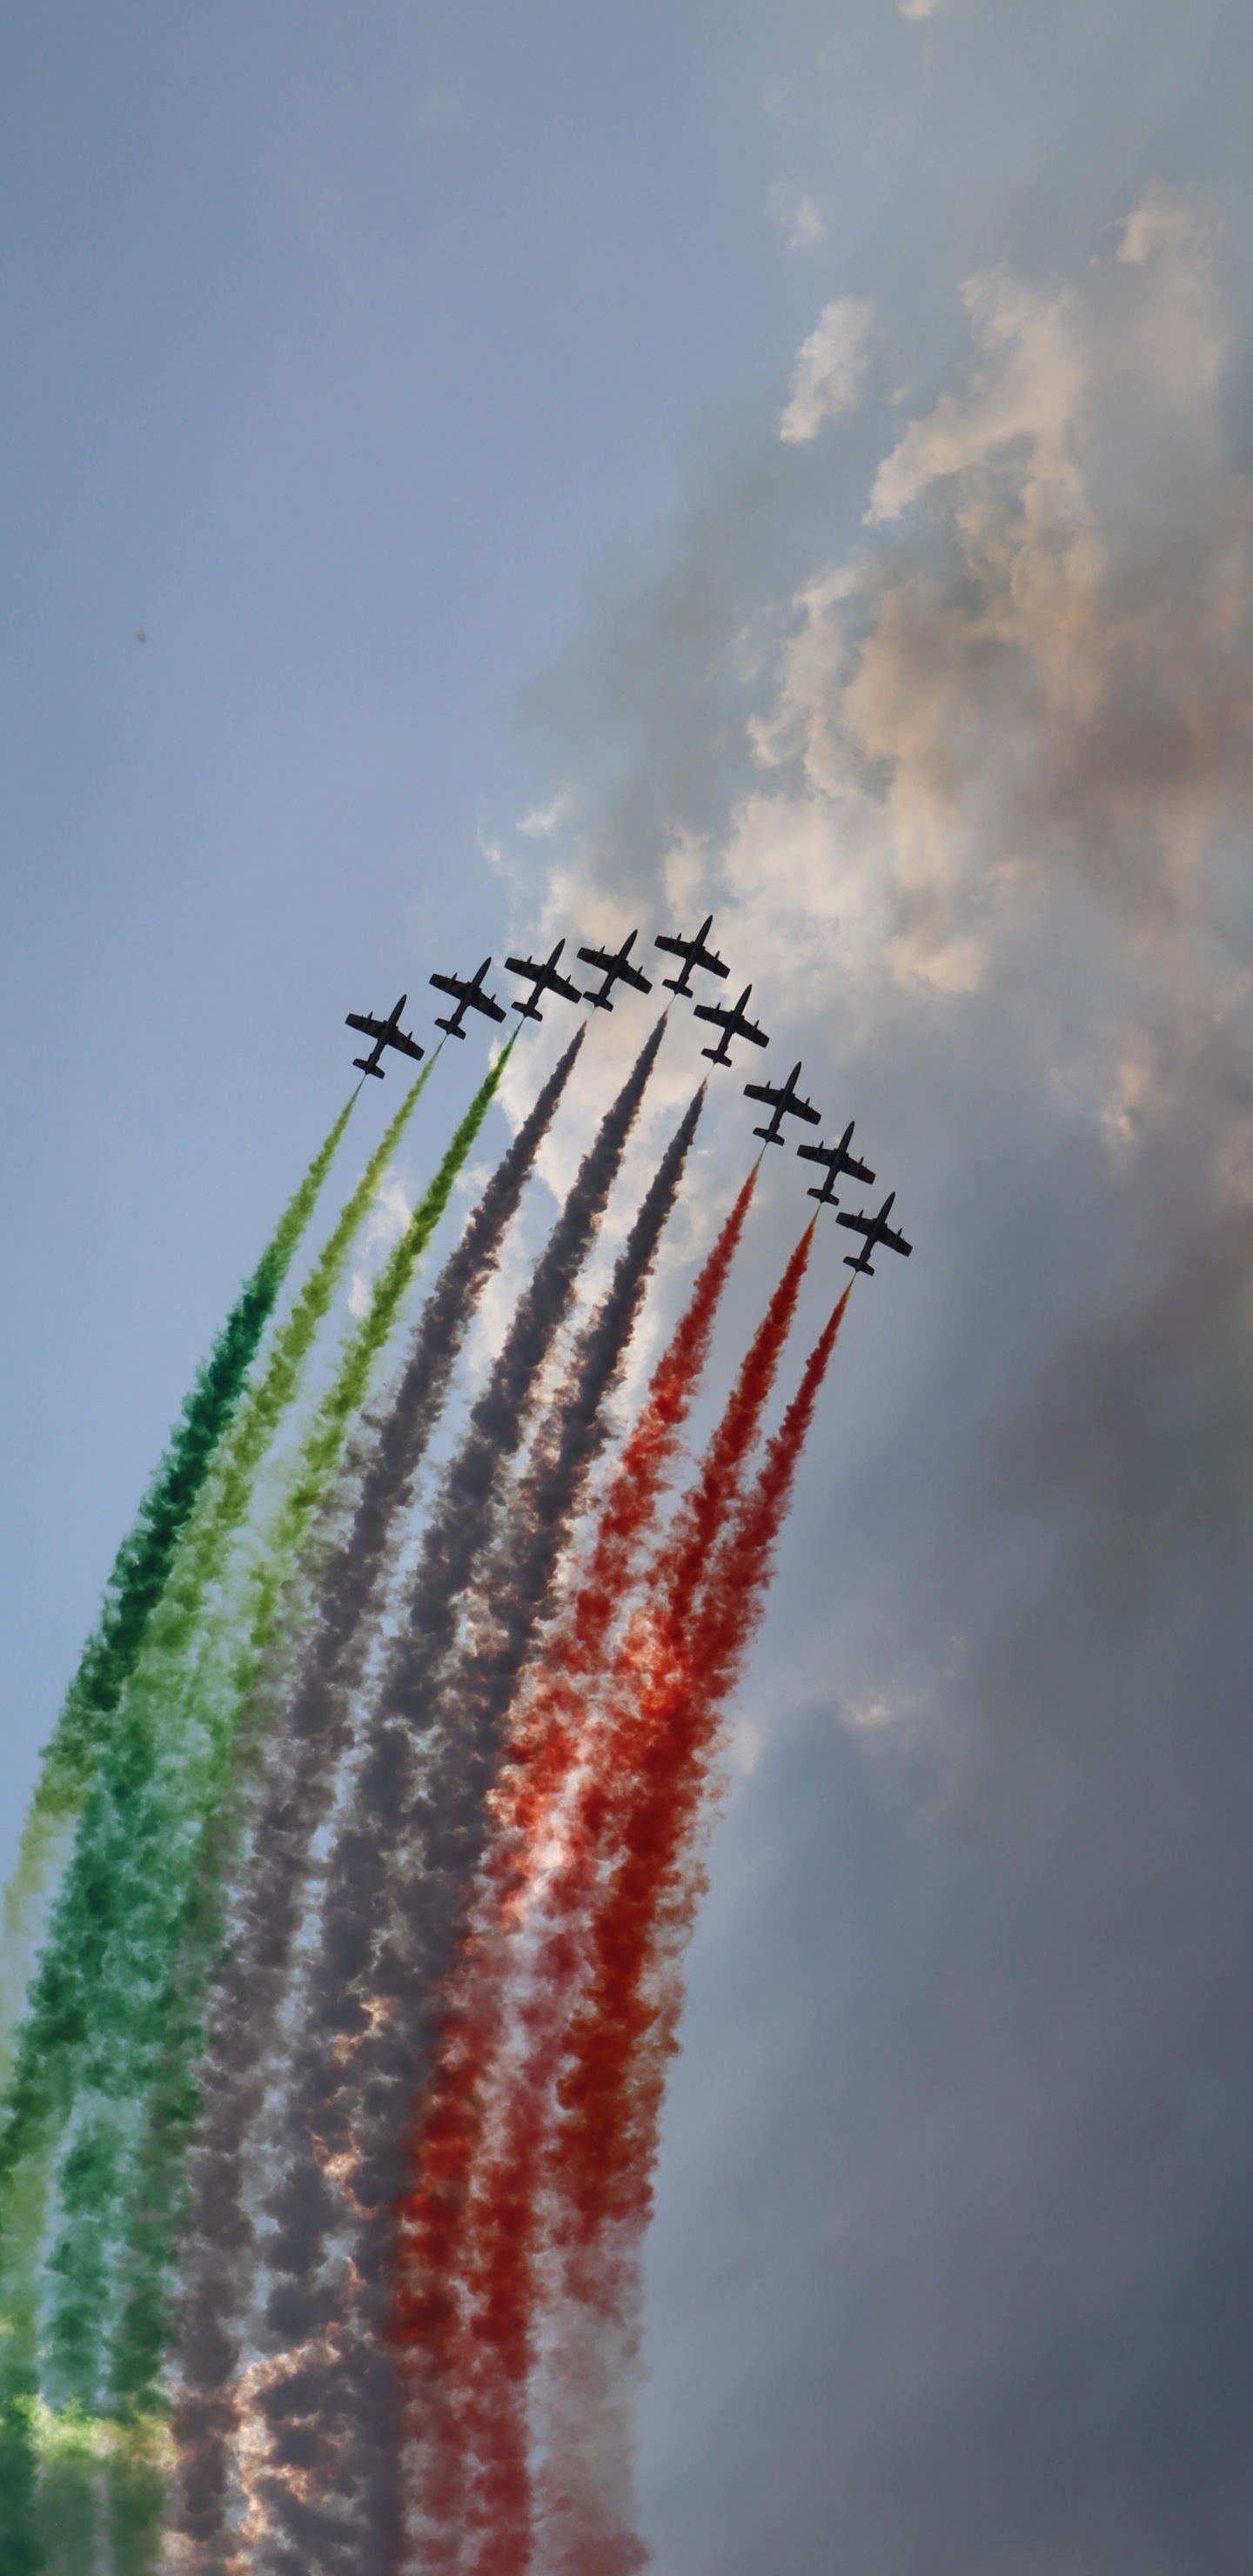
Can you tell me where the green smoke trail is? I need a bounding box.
[0,1093,355,2093]
[0,1057,435,2568]
[2,1043,516,2571]
[95,1040,519,2572]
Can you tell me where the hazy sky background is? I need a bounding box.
[3,5,1253,2569]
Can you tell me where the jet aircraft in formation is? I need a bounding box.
[796,1122,875,1209]
[429,956,506,1039]
[743,1061,821,1148]
[345,996,425,1079]
[653,914,730,999]
[346,906,913,1276]
[579,929,654,1011]
[694,983,770,1069]
[505,938,584,1023]
[836,1192,914,1276]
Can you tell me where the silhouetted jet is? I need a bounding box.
[578,929,653,1011]
[837,1191,913,1277]
[345,996,425,1079]
[693,983,769,1068]
[796,1122,875,1210]
[429,956,507,1039]
[742,1060,821,1148]
[504,937,584,1023]
[653,913,730,999]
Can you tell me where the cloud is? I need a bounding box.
[346,1172,412,1317]
[767,182,826,250]
[899,0,941,18]
[518,785,574,838]
[513,183,1253,2576]
[779,298,874,442]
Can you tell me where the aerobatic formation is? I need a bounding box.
[0,910,911,2576]
[350,916,913,1271]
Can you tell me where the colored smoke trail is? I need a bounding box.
[171,1027,584,2566]
[54,1047,519,2452]
[0,1092,355,2091]
[311,1083,705,2568]
[232,1023,667,2576]
[391,1164,759,2576]
[535,1286,850,2573]
[392,1218,813,2576]
[0,1060,436,2564]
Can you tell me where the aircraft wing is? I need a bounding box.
[836,1209,874,1238]
[881,1223,913,1258]
[793,1094,821,1125]
[428,971,465,1001]
[390,1030,425,1062]
[740,1015,769,1049]
[549,969,584,1004]
[346,1011,388,1039]
[741,1078,778,1108]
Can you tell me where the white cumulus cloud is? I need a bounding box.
[779,297,874,443]
[518,786,574,838]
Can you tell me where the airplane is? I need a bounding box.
[742,1060,821,1148]
[796,1121,876,1210]
[653,913,731,1000]
[345,995,425,1079]
[836,1191,913,1277]
[504,937,584,1023]
[578,929,653,1011]
[693,983,769,1068]
[429,956,507,1039]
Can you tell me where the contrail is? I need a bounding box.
[236,1021,668,2576]
[170,1029,584,2567]
[0,1062,437,2558]
[535,1288,851,2576]
[0,1092,355,2091]
[392,1226,817,2575]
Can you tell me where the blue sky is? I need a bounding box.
[4,4,1253,2566]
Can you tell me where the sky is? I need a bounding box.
[3,3,1253,2567]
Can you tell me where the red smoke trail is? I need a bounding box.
[534,1285,851,2571]
[390,1169,762,2571]
[392,1213,816,2576]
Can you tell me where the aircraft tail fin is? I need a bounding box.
[353,1057,385,1077]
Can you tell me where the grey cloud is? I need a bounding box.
[502,149,1253,2576]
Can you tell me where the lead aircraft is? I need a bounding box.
[837,1191,913,1276]
[693,983,769,1068]
[345,995,425,1078]
[796,1121,875,1209]
[429,956,507,1038]
[579,929,653,1011]
[504,938,584,1023]
[742,1060,821,1147]
[653,914,730,999]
